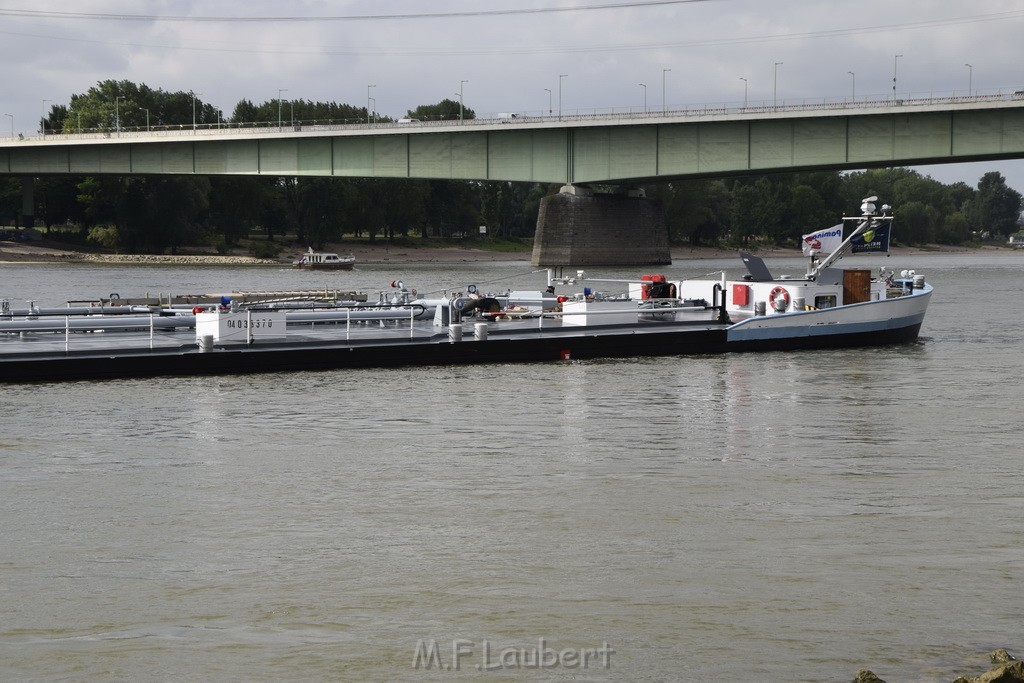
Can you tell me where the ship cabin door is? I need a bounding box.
[843,269,872,304]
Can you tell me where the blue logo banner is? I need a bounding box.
[851,224,891,253]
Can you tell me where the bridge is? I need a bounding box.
[3,95,1023,264]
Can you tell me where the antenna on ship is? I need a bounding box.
[807,197,893,280]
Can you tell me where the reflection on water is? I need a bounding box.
[1,256,1022,681]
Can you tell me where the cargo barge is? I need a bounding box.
[0,198,930,383]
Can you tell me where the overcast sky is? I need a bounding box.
[2,0,1023,194]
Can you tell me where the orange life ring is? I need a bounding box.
[768,286,791,311]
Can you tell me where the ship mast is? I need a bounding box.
[807,196,893,279]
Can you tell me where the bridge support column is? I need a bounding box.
[531,185,670,266]
[20,176,34,229]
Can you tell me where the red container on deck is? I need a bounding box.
[641,274,666,299]
[732,283,750,306]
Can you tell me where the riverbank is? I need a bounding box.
[0,239,1012,265]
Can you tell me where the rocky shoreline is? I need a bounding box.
[0,241,522,265]
[0,240,1011,266]
[53,252,279,265]
[853,648,1022,683]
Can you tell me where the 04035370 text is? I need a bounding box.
[412,638,614,672]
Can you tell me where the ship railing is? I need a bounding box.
[530,302,716,330]
[0,313,172,353]
[1,303,433,352]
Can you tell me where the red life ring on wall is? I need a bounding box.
[768,286,791,311]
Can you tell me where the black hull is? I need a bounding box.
[0,320,924,383]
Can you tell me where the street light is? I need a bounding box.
[662,68,671,115]
[893,54,902,102]
[192,92,202,133]
[278,88,288,130]
[544,88,552,116]
[558,74,568,120]
[41,99,49,135]
[459,79,468,122]
[139,107,150,131]
[639,83,647,113]
[740,77,747,108]
[115,95,123,136]
[367,84,375,124]
[773,62,783,109]
[965,63,973,97]
[848,71,855,102]
[4,113,13,137]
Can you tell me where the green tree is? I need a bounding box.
[207,177,265,246]
[649,179,730,246]
[257,177,289,242]
[36,176,87,231]
[480,181,537,239]
[895,201,939,244]
[116,176,210,253]
[789,184,831,236]
[75,176,122,234]
[946,181,976,211]
[730,176,790,244]
[59,80,218,133]
[966,171,1022,237]
[423,180,480,237]
[937,211,971,244]
[230,98,369,127]
[408,99,475,121]
[0,177,21,226]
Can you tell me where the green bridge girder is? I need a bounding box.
[2,98,1023,184]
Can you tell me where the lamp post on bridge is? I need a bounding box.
[773,62,783,110]
[893,54,902,102]
[544,88,552,116]
[367,84,375,124]
[115,95,123,137]
[139,108,150,131]
[41,99,49,135]
[458,80,468,123]
[740,77,747,108]
[558,74,568,121]
[278,89,288,131]
[639,83,647,113]
[965,63,973,98]
[848,71,855,102]
[662,68,671,115]
[192,92,202,133]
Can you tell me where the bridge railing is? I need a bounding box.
[5,89,1023,143]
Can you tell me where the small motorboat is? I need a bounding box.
[292,248,355,270]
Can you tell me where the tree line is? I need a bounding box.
[1,79,1020,254]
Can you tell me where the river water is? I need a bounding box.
[1,254,1022,682]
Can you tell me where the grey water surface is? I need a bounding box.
[1,254,1021,682]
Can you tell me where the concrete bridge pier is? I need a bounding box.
[531,185,670,267]
[20,176,34,229]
